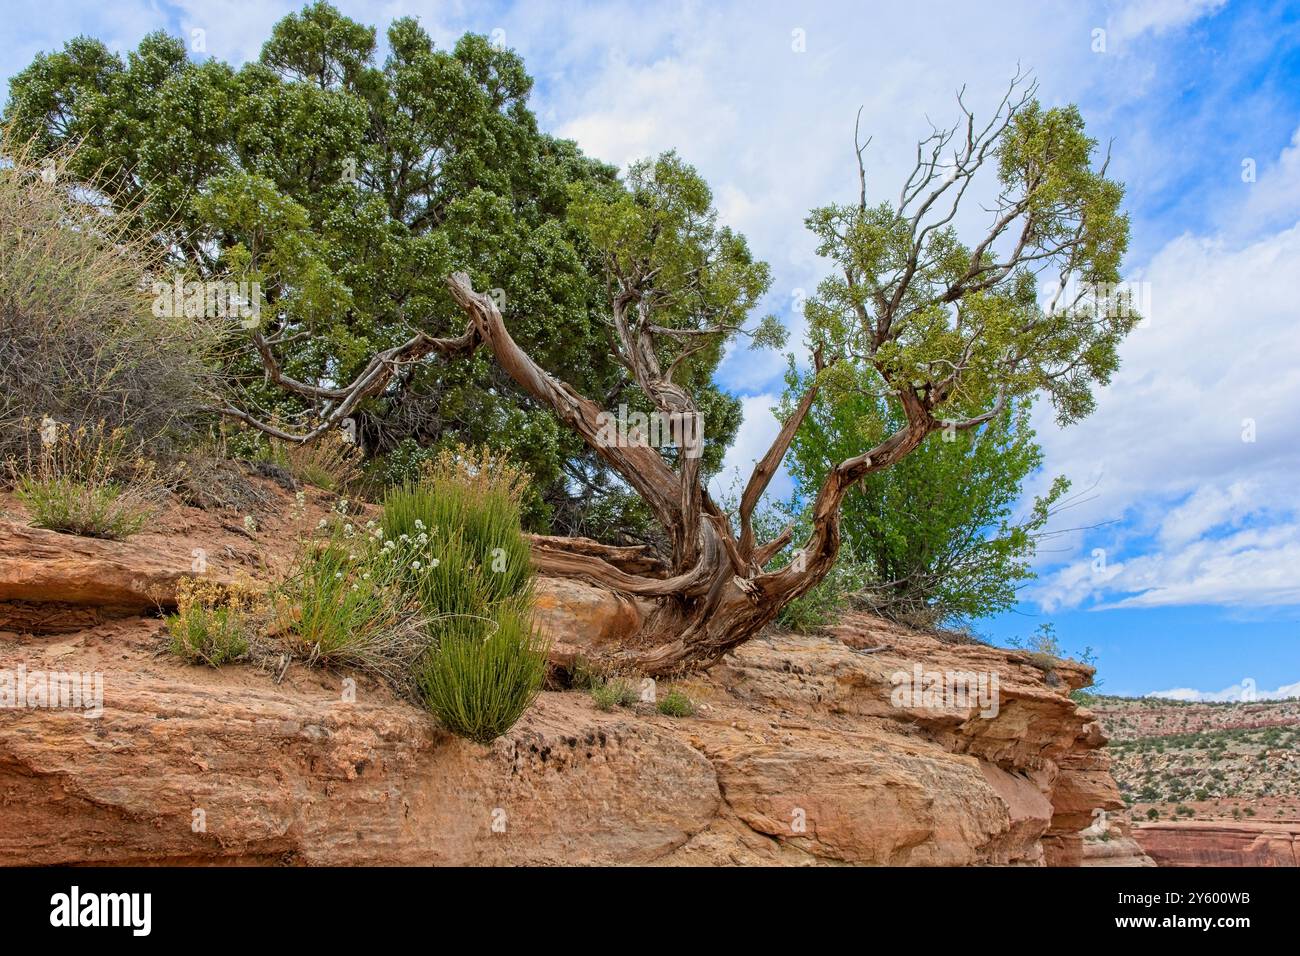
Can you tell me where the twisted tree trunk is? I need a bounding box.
[221,78,1115,677]
[446,272,935,675]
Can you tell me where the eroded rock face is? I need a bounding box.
[1083,834,1159,867]
[0,504,1137,866]
[0,618,724,866]
[532,577,645,661]
[1133,822,1300,867]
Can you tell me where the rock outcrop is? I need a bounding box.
[1133,821,1300,867]
[0,491,1137,866]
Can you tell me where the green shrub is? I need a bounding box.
[275,524,428,690]
[590,677,637,711]
[18,476,153,539]
[775,553,873,633]
[611,679,639,708]
[270,445,546,741]
[166,579,261,667]
[383,446,546,742]
[738,495,874,633]
[591,680,621,711]
[417,604,548,744]
[657,689,695,717]
[13,421,163,539]
[381,446,532,613]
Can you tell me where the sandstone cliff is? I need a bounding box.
[0,485,1142,866]
[1133,821,1299,867]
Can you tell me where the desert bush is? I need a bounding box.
[383,445,547,742]
[267,444,546,741]
[166,578,264,667]
[775,548,873,633]
[416,605,548,744]
[382,446,534,613]
[590,680,621,711]
[590,676,637,711]
[656,689,695,717]
[274,524,429,691]
[258,434,362,493]
[11,420,165,539]
[0,135,219,462]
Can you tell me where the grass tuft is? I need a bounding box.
[274,525,428,692]
[258,434,361,493]
[11,420,164,539]
[656,689,695,717]
[590,676,637,711]
[417,604,548,744]
[166,578,262,667]
[386,445,546,742]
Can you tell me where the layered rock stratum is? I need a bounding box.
[1133,821,1299,867]
[1091,695,1299,866]
[0,482,1143,866]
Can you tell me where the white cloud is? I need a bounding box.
[709,392,787,505]
[1110,0,1227,42]
[1239,124,1300,234]
[1157,480,1260,548]
[1096,525,1300,609]
[1027,122,1300,613]
[1148,678,1300,703]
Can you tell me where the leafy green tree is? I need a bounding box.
[783,362,1069,626]
[2,1,741,531]
[440,74,1136,674]
[8,16,1137,675]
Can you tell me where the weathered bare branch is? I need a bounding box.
[217,324,480,442]
[737,344,828,562]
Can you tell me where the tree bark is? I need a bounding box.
[445,272,937,676]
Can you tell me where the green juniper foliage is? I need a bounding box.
[2,2,745,536]
[802,98,1134,433]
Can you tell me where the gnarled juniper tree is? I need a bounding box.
[437,75,1137,672]
[8,10,1137,673]
[2,2,743,534]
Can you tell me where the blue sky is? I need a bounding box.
[3,0,1298,698]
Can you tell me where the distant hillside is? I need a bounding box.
[1088,695,1300,824]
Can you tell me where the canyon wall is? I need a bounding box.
[0,495,1139,866]
[1133,822,1299,867]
